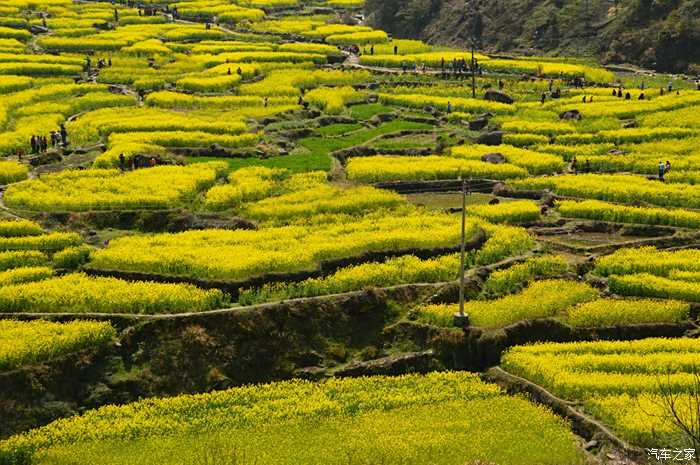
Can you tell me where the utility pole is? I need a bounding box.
[468,0,478,98]
[454,179,470,328]
[471,40,476,98]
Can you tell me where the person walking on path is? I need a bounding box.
[658,160,666,181]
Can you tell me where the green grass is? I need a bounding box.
[188,120,430,174]
[298,119,433,158]
[370,133,436,151]
[188,152,333,173]
[315,123,363,136]
[349,103,393,119]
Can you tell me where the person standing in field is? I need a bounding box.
[394,45,398,55]
[665,160,671,174]
[658,161,666,181]
[571,156,578,173]
[60,124,68,145]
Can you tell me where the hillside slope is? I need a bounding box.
[365,0,700,73]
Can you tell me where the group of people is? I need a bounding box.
[118,153,159,171]
[570,156,672,181]
[28,125,67,156]
[83,56,111,74]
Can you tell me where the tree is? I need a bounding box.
[641,369,700,464]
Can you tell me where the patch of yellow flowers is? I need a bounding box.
[0,319,116,372]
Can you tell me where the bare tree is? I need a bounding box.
[641,368,700,464]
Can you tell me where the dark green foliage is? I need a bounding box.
[366,0,700,72]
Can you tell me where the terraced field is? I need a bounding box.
[0,0,699,464]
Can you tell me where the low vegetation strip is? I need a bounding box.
[418,279,597,328]
[0,372,584,465]
[512,174,700,209]
[501,338,700,447]
[0,273,225,315]
[88,211,496,281]
[557,199,700,228]
[481,255,569,297]
[466,200,541,224]
[567,298,689,327]
[0,320,116,372]
[4,163,227,212]
[609,273,700,303]
[0,161,27,184]
[238,224,533,305]
[594,247,700,277]
[0,232,81,253]
[346,155,528,182]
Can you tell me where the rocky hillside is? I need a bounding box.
[365,0,700,73]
